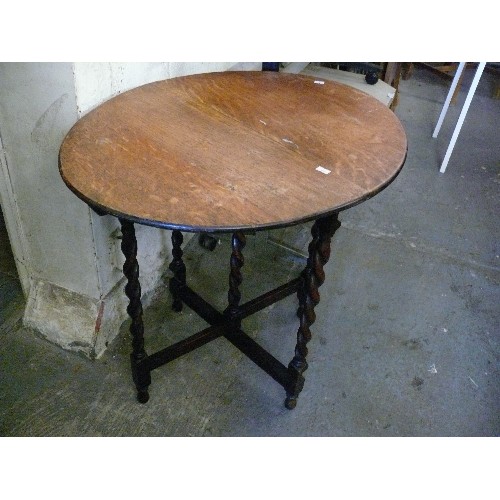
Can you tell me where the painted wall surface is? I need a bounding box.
[0,62,238,357]
[0,62,100,298]
[73,62,237,115]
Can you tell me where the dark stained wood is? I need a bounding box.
[161,280,300,395]
[147,322,229,372]
[383,63,403,110]
[225,232,246,318]
[285,213,341,409]
[223,329,290,389]
[59,71,407,232]
[119,219,151,403]
[168,230,186,312]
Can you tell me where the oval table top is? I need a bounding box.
[59,71,407,233]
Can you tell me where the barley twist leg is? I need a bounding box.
[225,232,246,323]
[120,219,151,403]
[285,213,341,409]
[169,230,186,312]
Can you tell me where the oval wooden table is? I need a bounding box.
[59,71,407,408]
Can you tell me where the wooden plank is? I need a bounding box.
[236,276,302,320]
[147,323,228,371]
[415,63,454,80]
[172,281,222,325]
[383,63,402,110]
[434,65,458,73]
[224,329,290,388]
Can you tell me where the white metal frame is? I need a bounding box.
[432,62,487,173]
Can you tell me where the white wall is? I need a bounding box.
[73,62,237,115]
[0,62,238,358]
[0,63,98,297]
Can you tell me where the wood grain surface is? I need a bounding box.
[59,71,407,232]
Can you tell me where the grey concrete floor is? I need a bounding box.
[0,66,499,436]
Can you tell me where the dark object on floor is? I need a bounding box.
[198,233,218,251]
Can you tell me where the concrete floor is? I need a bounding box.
[0,66,499,436]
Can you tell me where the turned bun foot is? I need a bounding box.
[284,397,297,410]
[172,299,183,312]
[137,390,150,404]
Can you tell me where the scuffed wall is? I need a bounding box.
[73,62,236,116]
